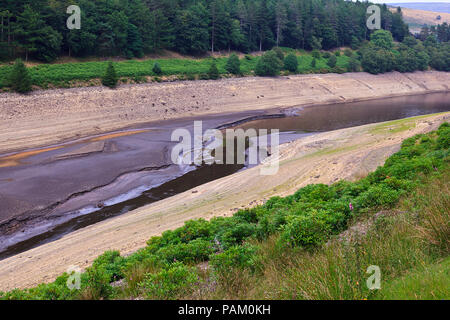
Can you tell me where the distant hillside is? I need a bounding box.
[389,5,450,34]
[389,2,450,14]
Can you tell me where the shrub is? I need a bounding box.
[208,61,220,80]
[311,58,317,68]
[101,61,118,88]
[280,214,332,248]
[351,36,360,50]
[156,239,214,263]
[80,266,114,300]
[334,50,341,57]
[311,50,321,59]
[361,47,395,74]
[152,62,162,75]
[327,54,337,68]
[344,49,353,57]
[322,52,331,59]
[91,250,126,282]
[225,53,241,75]
[273,47,285,61]
[9,59,32,93]
[283,54,298,73]
[139,262,199,299]
[347,57,361,72]
[255,51,283,76]
[370,29,394,50]
[210,244,260,275]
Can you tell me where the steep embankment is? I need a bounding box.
[0,71,449,155]
[0,112,448,291]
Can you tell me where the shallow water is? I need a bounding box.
[0,92,449,260]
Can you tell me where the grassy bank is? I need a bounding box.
[0,50,351,90]
[1,122,448,300]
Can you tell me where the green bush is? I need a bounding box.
[255,51,283,76]
[347,56,361,72]
[156,239,214,263]
[91,250,126,282]
[280,213,332,248]
[284,54,299,73]
[139,262,199,299]
[327,54,337,68]
[273,47,285,61]
[225,53,241,75]
[82,265,114,299]
[312,50,321,59]
[9,59,32,93]
[322,52,331,59]
[152,62,162,75]
[210,244,260,275]
[101,61,118,88]
[208,61,220,80]
[344,49,353,57]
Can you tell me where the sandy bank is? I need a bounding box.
[1,71,449,155]
[0,112,448,291]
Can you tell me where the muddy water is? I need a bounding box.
[0,92,449,260]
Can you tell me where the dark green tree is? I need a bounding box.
[208,61,220,80]
[273,47,285,61]
[13,5,62,62]
[153,62,162,75]
[347,56,361,72]
[327,54,337,68]
[255,50,283,76]
[225,54,241,75]
[370,30,394,50]
[284,53,298,72]
[9,59,32,93]
[102,62,119,88]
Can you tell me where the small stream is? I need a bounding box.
[0,92,449,260]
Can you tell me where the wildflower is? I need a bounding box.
[349,203,354,211]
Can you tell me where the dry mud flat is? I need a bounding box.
[0,71,449,154]
[0,112,448,291]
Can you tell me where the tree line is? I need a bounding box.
[0,0,410,62]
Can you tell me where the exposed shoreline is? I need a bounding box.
[0,112,448,291]
[0,71,449,291]
[1,71,449,155]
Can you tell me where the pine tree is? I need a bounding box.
[225,54,241,75]
[284,53,298,72]
[153,62,162,75]
[102,62,118,88]
[208,61,220,80]
[327,54,337,68]
[9,59,32,93]
[255,50,283,76]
